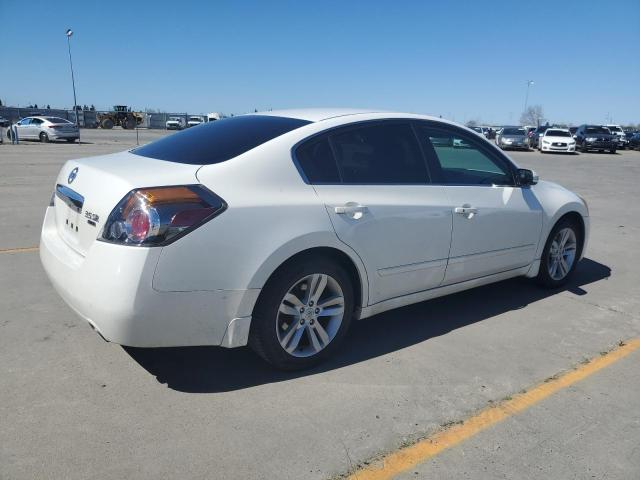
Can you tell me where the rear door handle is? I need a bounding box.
[334,205,368,214]
[454,205,478,218]
[334,204,368,219]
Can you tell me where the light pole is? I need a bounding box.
[66,29,80,142]
[523,80,534,115]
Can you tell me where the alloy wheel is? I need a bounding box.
[276,273,345,358]
[547,227,577,281]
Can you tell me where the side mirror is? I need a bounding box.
[517,168,538,186]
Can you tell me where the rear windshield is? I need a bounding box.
[45,117,71,124]
[502,128,526,135]
[546,130,571,137]
[133,115,311,164]
[607,126,622,133]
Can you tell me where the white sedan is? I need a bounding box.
[539,128,576,153]
[40,109,589,370]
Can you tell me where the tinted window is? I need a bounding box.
[546,130,571,137]
[45,117,71,124]
[502,127,526,135]
[329,123,428,184]
[416,125,513,186]
[585,126,610,134]
[31,118,43,125]
[295,137,340,183]
[133,115,311,164]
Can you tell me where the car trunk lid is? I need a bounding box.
[53,150,201,256]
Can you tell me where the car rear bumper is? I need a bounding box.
[49,131,79,139]
[40,207,259,348]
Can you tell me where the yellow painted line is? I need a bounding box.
[348,338,640,480]
[0,246,39,254]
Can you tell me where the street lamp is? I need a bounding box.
[523,80,534,114]
[65,28,80,142]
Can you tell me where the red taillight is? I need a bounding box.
[102,185,226,246]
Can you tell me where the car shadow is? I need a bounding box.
[124,258,611,393]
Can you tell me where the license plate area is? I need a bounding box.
[55,184,86,254]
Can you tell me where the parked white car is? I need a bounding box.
[8,116,79,143]
[165,116,184,130]
[539,128,576,153]
[187,116,204,128]
[40,109,589,370]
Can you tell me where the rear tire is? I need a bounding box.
[39,132,49,143]
[609,149,616,154]
[249,256,354,370]
[66,138,76,143]
[536,217,582,289]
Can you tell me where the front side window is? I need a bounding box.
[416,125,514,186]
[329,123,429,184]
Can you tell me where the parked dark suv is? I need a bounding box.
[574,125,617,153]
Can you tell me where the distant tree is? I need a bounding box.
[520,105,545,126]
[466,119,479,127]
[46,104,50,109]
[0,99,3,106]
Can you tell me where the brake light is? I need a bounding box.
[101,185,226,246]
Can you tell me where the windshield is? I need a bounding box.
[133,115,311,165]
[45,117,72,124]
[502,128,526,135]
[586,126,610,134]
[546,130,571,137]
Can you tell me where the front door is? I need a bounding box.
[414,123,543,285]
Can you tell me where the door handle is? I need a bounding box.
[334,205,368,214]
[454,205,478,218]
[334,203,368,219]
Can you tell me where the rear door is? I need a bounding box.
[295,121,453,305]
[414,122,543,285]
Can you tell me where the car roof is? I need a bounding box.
[252,109,482,133]
[255,108,384,122]
[546,128,569,132]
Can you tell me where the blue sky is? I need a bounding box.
[1,0,638,125]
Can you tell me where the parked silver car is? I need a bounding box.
[8,116,79,143]
[496,126,530,150]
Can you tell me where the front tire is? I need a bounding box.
[537,217,582,288]
[39,132,49,143]
[249,256,354,370]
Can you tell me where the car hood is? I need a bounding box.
[584,133,615,139]
[544,136,574,142]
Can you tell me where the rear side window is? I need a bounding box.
[133,115,311,165]
[330,123,429,184]
[295,137,340,183]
